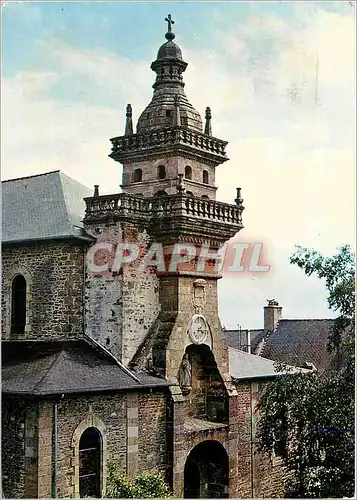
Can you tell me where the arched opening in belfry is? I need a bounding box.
[133,168,142,183]
[11,274,26,336]
[184,440,229,498]
[202,170,209,184]
[79,427,102,498]
[157,165,166,179]
[185,165,192,179]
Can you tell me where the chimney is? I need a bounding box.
[264,299,282,330]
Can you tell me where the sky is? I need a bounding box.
[2,1,356,328]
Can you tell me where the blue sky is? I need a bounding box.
[2,1,355,328]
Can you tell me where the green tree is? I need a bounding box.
[257,245,355,498]
[106,462,172,498]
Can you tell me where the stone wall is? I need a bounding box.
[2,398,27,498]
[4,390,169,498]
[121,155,216,199]
[1,241,85,339]
[234,380,287,498]
[84,222,161,365]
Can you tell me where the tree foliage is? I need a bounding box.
[106,462,172,498]
[257,245,355,498]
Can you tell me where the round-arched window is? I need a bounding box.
[203,170,209,184]
[185,165,192,180]
[11,274,26,336]
[79,427,102,498]
[157,165,166,179]
[133,169,142,183]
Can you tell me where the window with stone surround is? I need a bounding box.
[185,165,192,180]
[157,165,166,179]
[11,274,27,337]
[79,427,101,498]
[71,416,107,498]
[203,170,209,184]
[133,169,142,183]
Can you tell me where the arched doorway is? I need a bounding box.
[79,427,101,498]
[184,440,229,498]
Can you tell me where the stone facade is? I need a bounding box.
[2,241,86,339]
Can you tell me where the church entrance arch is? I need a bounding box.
[184,440,229,498]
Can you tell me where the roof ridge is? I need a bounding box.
[2,170,61,183]
[84,334,141,383]
[32,345,65,394]
[279,318,334,322]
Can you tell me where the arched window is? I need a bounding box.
[185,165,192,180]
[157,165,166,179]
[11,274,26,336]
[133,168,142,183]
[186,191,194,196]
[203,170,209,184]
[154,190,168,197]
[201,195,209,199]
[79,427,102,498]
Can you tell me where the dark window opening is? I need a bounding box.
[186,191,194,196]
[157,165,166,179]
[154,190,168,197]
[203,170,209,184]
[201,195,209,199]
[133,169,142,183]
[147,113,151,119]
[166,110,172,117]
[79,427,101,498]
[11,274,26,336]
[185,165,192,180]
[181,117,188,126]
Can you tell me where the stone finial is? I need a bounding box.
[173,95,181,127]
[204,106,212,136]
[125,104,133,136]
[235,187,243,205]
[93,185,99,197]
[176,173,185,193]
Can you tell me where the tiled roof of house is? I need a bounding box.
[2,170,93,243]
[228,346,309,380]
[252,319,337,371]
[2,338,171,396]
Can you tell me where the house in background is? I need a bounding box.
[225,299,338,372]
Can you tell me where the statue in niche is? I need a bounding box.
[178,352,192,394]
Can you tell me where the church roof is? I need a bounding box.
[2,170,93,244]
[2,338,171,396]
[228,347,309,381]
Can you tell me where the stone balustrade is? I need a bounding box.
[84,192,243,226]
[110,127,228,160]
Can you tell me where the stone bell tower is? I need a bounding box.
[84,13,244,374]
[84,15,244,496]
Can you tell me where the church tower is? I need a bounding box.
[84,16,244,496]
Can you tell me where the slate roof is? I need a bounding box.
[2,338,171,396]
[228,347,308,381]
[252,319,336,371]
[2,170,93,244]
[225,328,264,352]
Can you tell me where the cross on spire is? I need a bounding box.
[165,14,174,32]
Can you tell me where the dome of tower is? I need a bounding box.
[136,16,203,134]
[157,40,183,60]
